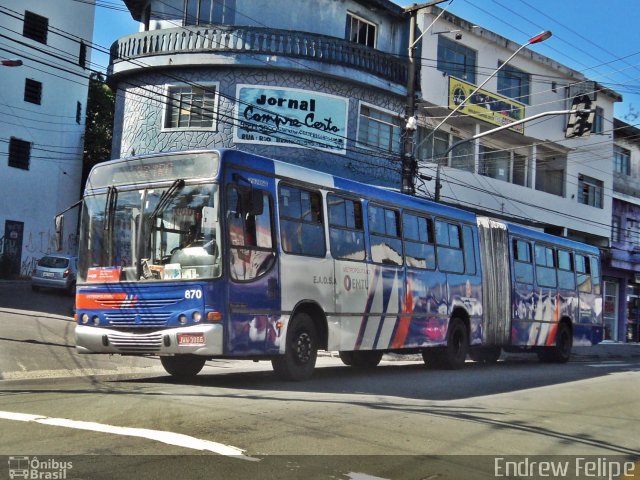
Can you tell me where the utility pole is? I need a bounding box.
[401,0,449,195]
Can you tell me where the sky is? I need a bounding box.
[92,0,640,123]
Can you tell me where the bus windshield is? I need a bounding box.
[78,182,221,283]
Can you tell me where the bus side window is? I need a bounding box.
[513,239,533,284]
[535,244,557,288]
[557,250,576,290]
[576,254,592,293]
[435,220,464,273]
[590,256,601,295]
[328,194,365,261]
[279,185,325,257]
[462,225,476,275]
[369,205,402,265]
[403,212,435,269]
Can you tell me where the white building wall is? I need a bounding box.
[0,0,95,275]
[415,10,617,244]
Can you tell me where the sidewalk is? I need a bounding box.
[571,341,640,361]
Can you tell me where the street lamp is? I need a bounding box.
[0,59,23,67]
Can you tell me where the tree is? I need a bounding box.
[82,72,115,187]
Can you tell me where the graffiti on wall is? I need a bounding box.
[8,229,78,277]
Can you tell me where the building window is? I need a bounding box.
[23,11,48,44]
[612,215,621,243]
[164,85,216,129]
[24,79,42,105]
[578,174,603,208]
[437,36,477,84]
[512,153,527,186]
[626,219,640,247]
[416,127,474,171]
[8,137,31,170]
[79,41,87,68]
[76,101,82,124]
[614,145,631,175]
[592,106,604,134]
[497,62,530,105]
[479,145,509,182]
[346,13,376,48]
[357,104,401,154]
[184,0,234,25]
[535,156,565,197]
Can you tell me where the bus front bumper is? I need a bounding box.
[75,324,223,356]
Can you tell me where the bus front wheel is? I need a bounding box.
[160,355,206,378]
[272,313,318,381]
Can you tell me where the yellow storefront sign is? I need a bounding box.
[448,77,526,134]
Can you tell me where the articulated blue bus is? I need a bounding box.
[73,149,603,380]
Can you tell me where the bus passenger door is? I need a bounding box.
[354,205,404,351]
[226,183,280,356]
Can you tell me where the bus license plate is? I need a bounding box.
[177,333,205,345]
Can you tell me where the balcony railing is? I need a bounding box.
[110,25,408,85]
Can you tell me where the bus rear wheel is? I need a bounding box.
[468,347,501,364]
[339,350,383,368]
[423,318,468,369]
[537,322,572,363]
[272,313,318,381]
[160,355,206,378]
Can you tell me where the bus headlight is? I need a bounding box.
[192,312,202,323]
[81,313,89,324]
[92,316,100,326]
[179,314,188,325]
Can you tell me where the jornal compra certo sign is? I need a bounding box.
[234,85,348,154]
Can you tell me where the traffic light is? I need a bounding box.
[565,94,595,138]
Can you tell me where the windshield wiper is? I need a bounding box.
[149,179,185,221]
[103,186,118,266]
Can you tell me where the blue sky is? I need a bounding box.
[93,0,640,122]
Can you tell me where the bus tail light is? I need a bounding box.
[207,311,222,322]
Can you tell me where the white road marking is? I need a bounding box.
[346,473,391,480]
[587,363,635,368]
[0,410,258,461]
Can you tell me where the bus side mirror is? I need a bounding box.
[54,215,64,251]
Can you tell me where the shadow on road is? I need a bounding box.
[0,280,74,317]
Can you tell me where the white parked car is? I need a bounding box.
[31,254,78,295]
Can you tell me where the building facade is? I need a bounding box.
[413,6,620,249]
[110,0,410,188]
[0,0,94,277]
[603,119,640,341]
